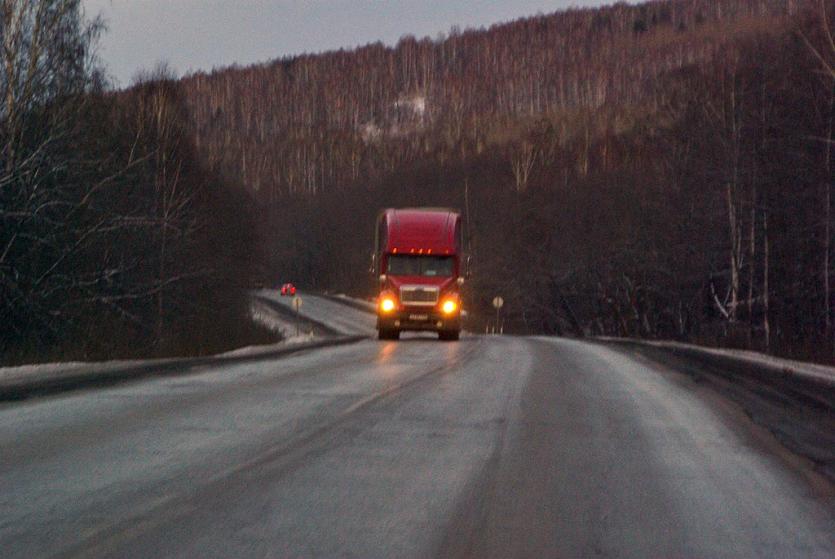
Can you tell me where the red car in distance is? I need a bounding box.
[280,283,296,296]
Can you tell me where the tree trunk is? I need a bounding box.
[748,183,757,345]
[824,85,834,350]
[763,212,770,352]
[726,180,740,322]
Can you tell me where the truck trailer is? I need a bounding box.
[372,208,465,341]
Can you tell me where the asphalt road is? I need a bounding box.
[1,296,833,557]
[257,289,377,336]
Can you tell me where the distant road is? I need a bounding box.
[0,294,832,557]
[256,289,377,336]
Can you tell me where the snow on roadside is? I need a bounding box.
[248,298,315,346]
[0,299,314,384]
[217,298,318,358]
[600,337,835,385]
[251,299,314,342]
[0,358,165,385]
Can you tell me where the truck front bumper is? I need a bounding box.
[377,310,461,332]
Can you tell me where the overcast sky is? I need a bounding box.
[83,1,624,87]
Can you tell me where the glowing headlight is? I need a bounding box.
[380,298,396,313]
[441,299,458,315]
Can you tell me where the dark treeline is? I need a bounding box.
[172,0,835,361]
[1,1,269,364]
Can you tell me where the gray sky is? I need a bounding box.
[84,1,623,87]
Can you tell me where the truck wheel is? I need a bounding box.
[379,329,400,340]
[438,330,460,341]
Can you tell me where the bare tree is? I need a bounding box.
[1,0,106,354]
[509,140,536,192]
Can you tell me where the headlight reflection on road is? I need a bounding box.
[376,339,397,362]
[373,340,401,379]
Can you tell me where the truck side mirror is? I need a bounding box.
[369,253,377,275]
[465,255,472,279]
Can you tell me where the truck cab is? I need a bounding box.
[373,208,465,341]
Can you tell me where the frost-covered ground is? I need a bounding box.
[255,289,377,336]
[248,297,315,346]
[0,294,318,386]
[598,337,835,386]
[0,358,170,386]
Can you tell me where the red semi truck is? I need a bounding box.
[372,208,466,341]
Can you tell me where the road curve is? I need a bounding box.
[0,334,833,557]
[256,289,377,337]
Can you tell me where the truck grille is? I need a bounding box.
[400,285,439,306]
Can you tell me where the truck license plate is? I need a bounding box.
[409,314,429,321]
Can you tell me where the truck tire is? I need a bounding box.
[378,329,400,340]
[438,330,460,341]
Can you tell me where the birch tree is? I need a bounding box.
[1,0,105,355]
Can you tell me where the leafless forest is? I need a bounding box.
[1,0,269,363]
[3,0,835,363]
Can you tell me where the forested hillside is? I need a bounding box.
[179,0,790,199]
[167,0,835,360]
[5,0,835,363]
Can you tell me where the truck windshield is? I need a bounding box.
[387,255,454,277]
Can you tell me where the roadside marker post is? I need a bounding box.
[293,296,303,336]
[492,296,504,335]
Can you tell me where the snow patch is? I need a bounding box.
[360,122,382,142]
[250,298,316,344]
[0,359,155,384]
[395,94,426,117]
[0,300,306,385]
[599,337,835,386]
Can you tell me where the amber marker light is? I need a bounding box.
[441,299,458,315]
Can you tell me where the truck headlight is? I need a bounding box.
[380,297,396,313]
[441,299,458,315]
